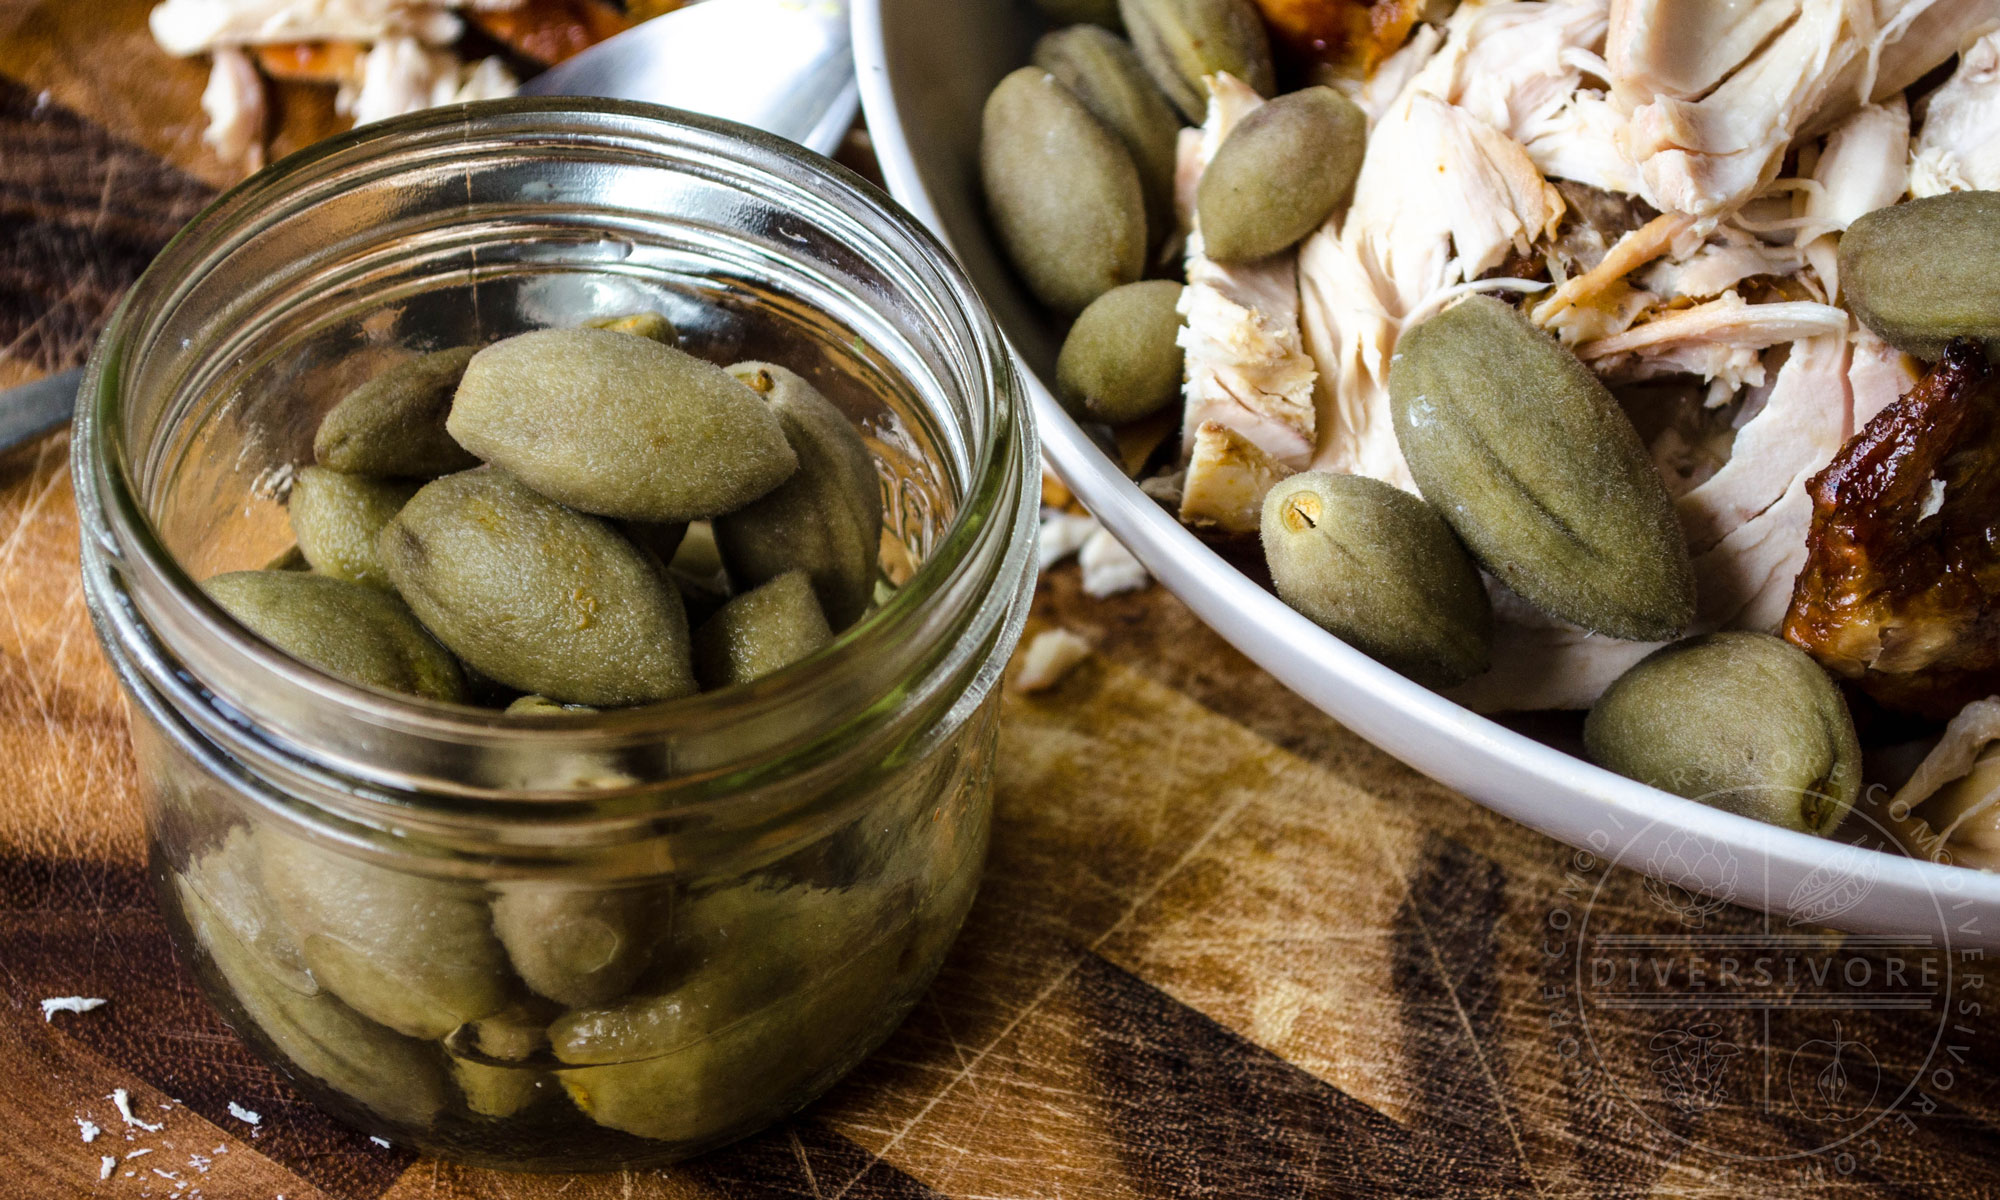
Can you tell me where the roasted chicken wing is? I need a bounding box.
[1784,341,2000,718]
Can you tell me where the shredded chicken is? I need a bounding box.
[1911,30,2000,197]
[1579,291,1849,398]
[1012,628,1093,693]
[1179,421,1297,534]
[1176,74,1319,531]
[200,45,267,169]
[1878,697,2000,870]
[1617,0,1874,220]
[150,0,520,55]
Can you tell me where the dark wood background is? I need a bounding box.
[1,2,1996,1196]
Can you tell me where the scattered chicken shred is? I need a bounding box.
[1012,628,1093,693]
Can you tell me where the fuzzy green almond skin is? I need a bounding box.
[584,309,679,347]
[377,467,696,707]
[713,363,883,630]
[1117,0,1273,122]
[1198,87,1366,263]
[446,328,798,523]
[1840,191,2000,361]
[1033,25,1183,242]
[980,67,1148,316]
[490,882,672,1008]
[314,345,482,478]
[258,829,512,1040]
[1260,472,1493,688]
[1034,0,1123,28]
[175,835,449,1127]
[286,466,420,591]
[1389,295,1695,641]
[204,570,467,703]
[693,571,835,690]
[1584,633,1863,835]
[1057,280,1186,423]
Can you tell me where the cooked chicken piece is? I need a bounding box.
[1676,334,1850,553]
[1579,291,1848,396]
[1638,228,1810,306]
[1251,0,1423,78]
[1881,697,2000,869]
[1012,628,1093,693]
[1848,324,1919,429]
[1079,526,1150,597]
[1618,0,1870,219]
[1335,21,1442,126]
[341,35,515,124]
[200,45,267,169]
[1804,0,2000,137]
[1179,421,1297,535]
[150,0,519,55]
[1810,97,1910,228]
[1177,75,1318,529]
[253,38,366,81]
[1911,31,2000,198]
[1533,209,1688,330]
[1302,90,1561,489]
[468,0,630,66]
[1607,0,1800,104]
[1398,0,1630,195]
[1785,342,2000,718]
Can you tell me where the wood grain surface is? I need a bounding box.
[1,4,1997,1197]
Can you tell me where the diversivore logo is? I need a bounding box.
[1540,792,1986,1181]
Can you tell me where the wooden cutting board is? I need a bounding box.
[1,4,1995,1196]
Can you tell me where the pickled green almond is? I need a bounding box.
[1840,191,2000,360]
[491,882,671,1007]
[555,939,901,1142]
[446,329,798,523]
[553,883,906,1141]
[583,309,679,347]
[1389,296,1695,641]
[177,868,448,1128]
[378,469,697,707]
[981,67,1148,316]
[1033,25,1182,240]
[176,827,317,997]
[503,694,598,716]
[315,346,481,478]
[692,571,834,689]
[450,1055,545,1119]
[1197,86,1365,263]
[1056,280,1185,423]
[1034,0,1123,27]
[1118,0,1274,122]
[713,363,883,629]
[1260,473,1492,687]
[1585,633,1862,835]
[204,570,467,703]
[287,466,420,591]
[260,831,512,1040]
[466,1002,553,1061]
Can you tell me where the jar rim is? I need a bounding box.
[76,99,1038,805]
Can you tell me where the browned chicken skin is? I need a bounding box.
[1250,0,1422,78]
[1784,341,2000,718]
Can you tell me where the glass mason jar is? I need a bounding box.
[73,100,1037,1171]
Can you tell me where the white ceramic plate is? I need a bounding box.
[851,0,2000,943]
